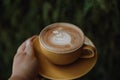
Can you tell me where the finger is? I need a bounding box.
[16,41,26,55]
[25,36,37,56]
[16,35,37,55]
[25,35,37,43]
[25,40,34,56]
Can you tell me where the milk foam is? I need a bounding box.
[40,23,85,53]
[51,30,71,45]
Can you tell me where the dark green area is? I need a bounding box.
[0,0,120,80]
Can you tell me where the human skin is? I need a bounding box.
[9,36,41,80]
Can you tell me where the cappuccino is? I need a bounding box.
[40,23,85,53]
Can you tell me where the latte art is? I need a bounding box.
[51,30,71,45]
[40,23,84,53]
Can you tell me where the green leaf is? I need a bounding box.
[83,0,94,15]
[43,2,52,22]
[52,9,59,22]
[74,10,83,25]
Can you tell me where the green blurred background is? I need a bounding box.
[0,0,120,80]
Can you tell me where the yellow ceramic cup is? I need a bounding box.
[33,23,95,65]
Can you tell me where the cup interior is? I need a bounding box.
[39,23,85,54]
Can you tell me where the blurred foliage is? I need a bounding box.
[0,0,120,80]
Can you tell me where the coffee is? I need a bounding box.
[40,23,85,53]
[33,23,95,65]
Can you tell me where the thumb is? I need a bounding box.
[25,39,35,57]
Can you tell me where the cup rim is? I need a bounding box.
[39,22,85,54]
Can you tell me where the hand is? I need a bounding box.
[9,36,40,80]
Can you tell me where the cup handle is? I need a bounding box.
[79,44,95,58]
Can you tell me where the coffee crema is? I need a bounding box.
[40,23,84,53]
